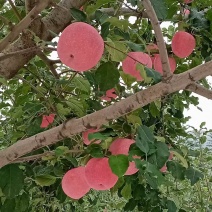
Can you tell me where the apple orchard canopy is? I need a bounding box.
[57,22,104,72]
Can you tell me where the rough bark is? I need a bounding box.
[0,61,212,168]
[0,0,88,79]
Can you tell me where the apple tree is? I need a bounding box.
[0,0,212,211]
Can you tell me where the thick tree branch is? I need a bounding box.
[0,0,51,52]
[25,0,36,13]
[0,61,212,168]
[186,83,212,100]
[142,0,171,79]
[0,46,56,61]
[0,0,88,79]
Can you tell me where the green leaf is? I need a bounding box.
[109,155,129,177]
[95,62,120,91]
[145,67,162,83]
[127,114,142,125]
[167,161,186,180]
[121,183,132,200]
[136,160,165,188]
[1,199,16,212]
[101,22,110,39]
[86,144,104,158]
[167,200,177,212]
[86,0,115,14]
[88,132,107,140]
[150,0,167,20]
[66,98,85,117]
[54,146,69,157]
[0,164,24,198]
[155,142,169,168]
[56,185,67,203]
[72,77,90,93]
[15,193,29,212]
[35,175,56,186]
[135,125,154,154]
[171,150,188,168]
[70,8,87,22]
[185,167,204,186]
[149,102,160,118]
[105,39,128,62]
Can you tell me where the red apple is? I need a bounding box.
[85,157,118,190]
[62,167,90,199]
[109,138,139,175]
[122,52,152,81]
[57,22,104,71]
[171,31,196,58]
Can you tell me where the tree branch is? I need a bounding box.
[0,46,57,61]
[0,61,212,168]
[186,83,212,100]
[8,0,22,21]
[13,149,83,163]
[0,0,88,79]
[96,7,148,18]
[142,0,171,79]
[0,0,51,52]
[36,51,59,78]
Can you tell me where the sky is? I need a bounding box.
[185,88,212,130]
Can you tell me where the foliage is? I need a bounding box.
[0,0,212,211]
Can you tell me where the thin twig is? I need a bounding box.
[13,149,83,163]
[8,0,22,21]
[56,72,78,98]
[36,51,59,78]
[142,0,171,79]
[16,75,48,99]
[186,83,212,100]
[0,0,51,52]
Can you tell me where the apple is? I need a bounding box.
[171,31,196,58]
[109,138,139,175]
[85,157,118,190]
[122,52,152,81]
[62,167,90,199]
[57,22,104,71]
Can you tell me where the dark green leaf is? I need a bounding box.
[0,164,24,198]
[121,183,132,199]
[109,155,129,177]
[167,161,186,180]
[150,0,167,20]
[135,126,154,154]
[35,175,56,186]
[15,193,29,212]
[70,8,87,22]
[145,67,162,83]
[155,142,169,168]
[95,62,120,91]
[101,22,110,39]
[86,144,104,158]
[185,167,204,186]
[1,199,16,212]
[167,200,177,212]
